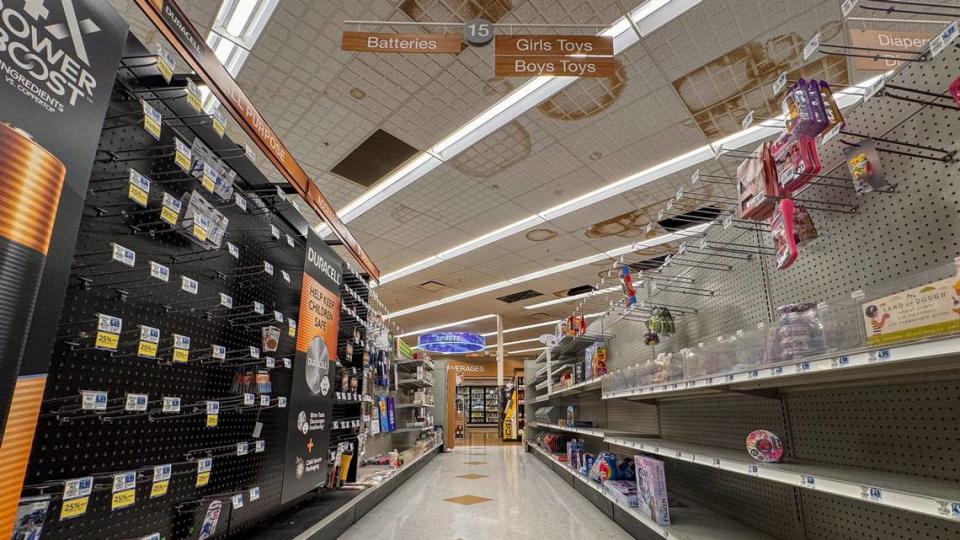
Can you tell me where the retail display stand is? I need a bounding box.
[525,34,960,540]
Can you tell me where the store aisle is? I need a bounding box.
[338,445,632,540]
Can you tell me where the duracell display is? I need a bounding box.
[0,20,379,540]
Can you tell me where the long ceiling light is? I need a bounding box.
[506,346,548,355]
[314,0,702,239]
[484,337,541,349]
[523,286,621,310]
[395,314,497,338]
[376,76,879,285]
[384,224,708,320]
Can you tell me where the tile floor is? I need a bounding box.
[337,445,633,540]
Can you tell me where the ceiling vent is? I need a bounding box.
[415,280,447,292]
[496,289,542,303]
[331,129,418,187]
[527,312,553,321]
[401,0,512,23]
[566,285,595,297]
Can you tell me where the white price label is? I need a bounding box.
[181,276,198,294]
[265,357,275,368]
[244,143,256,162]
[111,243,136,267]
[801,475,816,489]
[81,390,108,411]
[249,346,260,358]
[124,394,150,411]
[773,71,788,95]
[273,311,283,323]
[243,394,255,406]
[174,334,191,350]
[260,395,270,406]
[249,487,260,501]
[255,440,265,452]
[723,213,734,229]
[220,293,234,308]
[65,477,94,499]
[278,397,287,408]
[232,494,243,509]
[149,261,170,282]
[227,242,240,258]
[197,458,212,473]
[281,270,291,283]
[154,464,172,482]
[740,110,754,130]
[206,401,220,415]
[254,302,265,314]
[162,396,181,413]
[803,32,821,61]
[283,358,291,369]
[113,471,137,492]
[862,486,882,501]
[270,225,280,239]
[841,0,859,17]
[264,261,274,275]
[212,345,226,360]
[140,326,160,343]
[929,20,959,58]
[865,74,886,102]
[235,194,248,211]
[97,313,122,334]
[286,234,295,248]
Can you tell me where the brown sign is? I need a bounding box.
[849,29,931,71]
[496,35,614,57]
[135,0,380,281]
[495,56,615,78]
[341,31,463,54]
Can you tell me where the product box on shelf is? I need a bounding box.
[605,480,639,508]
[635,455,670,526]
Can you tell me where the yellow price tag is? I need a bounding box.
[192,224,208,242]
[150,480,168,498]
[144,117,161,139]
[59,497,89,520]
[128,185,149,207]
[95,332,119,351]
[186,92,202,112]
[157,60,173,83]
[138,342,158,359]
[173,349,189,363]
[288,327,296,338]
[206,414,218,428]
[202,175,216,193]
[174,150,191,172]
[212,117,225,137]
[160,206,179,225]
[111,489,135,510]
[196,471,210,487]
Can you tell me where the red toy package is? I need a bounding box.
[737,143,778,221]
[771,199,798,270]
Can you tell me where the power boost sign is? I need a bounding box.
[0,0,112,112]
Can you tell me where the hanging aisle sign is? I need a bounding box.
[134,0,380,281]
[341,31,463,54]
[495,34,615,77]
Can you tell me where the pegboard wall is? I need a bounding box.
[16,46,332,539]
[534,26,960,540]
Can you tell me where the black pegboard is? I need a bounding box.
[20,52,315,539]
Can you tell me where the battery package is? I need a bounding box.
[178,191,229,249]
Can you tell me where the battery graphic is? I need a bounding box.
[0,122,66,431]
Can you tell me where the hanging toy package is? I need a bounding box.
[844,139,890,193]
[620,265,637,307]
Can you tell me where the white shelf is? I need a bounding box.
[394,403,434,409]
[529,445,774,540]
[604,335,960,401]
[397,378,434,388]
[536,423,644,439]
[606,436,960,522]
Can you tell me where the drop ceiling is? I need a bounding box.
[109,0,950,354]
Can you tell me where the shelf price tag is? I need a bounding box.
[281,270,291,283]
[801,475,815,489]
[181,276,199,295]
[255,440,265,453]
[243,394,255,406]
[160,193,182,225]
[861,486,882,502]
[235,193,248,211]
[264,261,274,275]
[841,0,859,17]
[128,169,151,207]
[232,494,244,509]
[865,74,886,102]
[202,162,218,193]
[60,476,94,520]
[260,395,270,406]
[162,396,181,413]
[250,487,260,501]
[286,234,296,248]
[237,441,249,456]
[803,32,821,61]
[206,401,220,427]
[212,345,226,360]
[95,313,122,351]
[173,334,191,363]
[191,212,211,242]
[186,78,203,112]
[769,366,784,377]
[81,390,108,411]
[125,393,148,412]
[220,293,234,308]
[142,100,161,139]
[111,243,136,267]
[929,20,959,58]
[148,261,170,283]
[155,44,176,83]
[196,458,212,487]
[227,241,240,259]
[740,110,754,130]
[265,357,275,369]
[747,464,759,476]
[151,464,172,498]
[270,224,280,240]
[249,346,260,359]
[278,397,287,408]
[288,319,297,337]
[937,501,960,520]
[212,108,227,137]
[174,138,192,171]
[773,71,788,95]
[111,471,137,510]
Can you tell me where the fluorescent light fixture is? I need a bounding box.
[374,75,878,286]
[524,286,621,310]
[395,314,497,338]
[484,337,541,349]
[315,0,702,238]
[387,225,702,320]
[507,346,548,355]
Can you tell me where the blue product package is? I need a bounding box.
[583,454,595,476]
[387,396,396,431]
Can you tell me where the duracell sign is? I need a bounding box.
[494,34,614,77]
[341,31,463,54]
